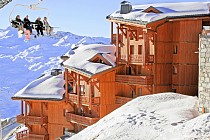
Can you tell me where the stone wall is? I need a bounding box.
[199,35,210,113]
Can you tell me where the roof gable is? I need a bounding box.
[89,53,112,66]
[143,6,163,13]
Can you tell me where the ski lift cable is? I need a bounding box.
[9,3,49,23]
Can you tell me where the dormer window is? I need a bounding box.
[143,6,163,14]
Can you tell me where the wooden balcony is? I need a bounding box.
[17,114,25,124]
[66,112,99,126]
[115,96,132,105]
[119,55,127,63]
[115,75,153,85]
[69,93,100,105]
[130,55,154,63]
[16,130,49,140]
[119,54,154,64]
[16,114,48,125]
[112,34,116,44]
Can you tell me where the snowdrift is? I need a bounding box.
[69,93,210,140]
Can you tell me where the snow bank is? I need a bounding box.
[110,2,210,24]
[67,92,210,140]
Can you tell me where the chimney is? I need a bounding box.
[120,1,132,14]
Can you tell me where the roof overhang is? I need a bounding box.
[11,96,64,101]
[64,65,122,79]
[107,14,210,28]
[107,17,146,28]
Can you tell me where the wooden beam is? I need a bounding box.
[129,30,137,41]
[21,100,23,115]
[25,101,27,124]
[65,68,69,103]
[91,81,100,91]
[77,74,81,107]
[111,22,113,44]
[116,25,119,65]
[89,82,92,110]
[107,18,146,28]
[119,27,127,37]
[80,75,90,82]
[127,29,130,63]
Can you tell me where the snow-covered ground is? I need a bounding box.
[0,26,110,119]
[69,93,210,140]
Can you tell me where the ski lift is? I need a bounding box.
[9,1,49,24]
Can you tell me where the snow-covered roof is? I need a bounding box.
[68,92,210,140]
[108,2,210,24]
[63,44,116,77]
[12,74,65,100]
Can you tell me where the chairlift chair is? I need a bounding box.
[9,2,49,27]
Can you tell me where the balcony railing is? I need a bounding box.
[16,129,28,140]
[17,114,25,124]
[115,75,153,85]
[66,112,99,126]
[16,114,48,125]
[130,54,143,63]
[16,130,48,140]
[119,54,154,63]
[119,55,127,62]
[115,96,133,105]
[69,93,100,105]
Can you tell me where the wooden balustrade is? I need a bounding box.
[92,97,100,104]
[17,114,25,124]
[119,54,154,63]
[16,130,48,140]
[146,55,154,63]
[16,114,48,125]
[119,55,127,62]
[69,93,77,103]
[69,93,100,105]
[130,54,143,63]
[115,75,153,85]
[115,96,133,104]
[66,112,99,126]
[16,129,28,140]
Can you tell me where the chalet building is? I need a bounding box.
[12,72,75,140]
[12,1,210,140]
[107,1,210,97]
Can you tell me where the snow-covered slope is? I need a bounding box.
[69,93,210,140]
[0,26,110,119]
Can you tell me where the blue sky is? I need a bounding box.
[0,0,209,37]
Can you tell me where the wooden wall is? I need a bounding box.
[99,70,118,117]
[28,100,74,139]
[154,19,202,96]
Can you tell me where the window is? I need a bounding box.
[173,45,178,54]
[130,45,134,54]
[137,88,142,96]
[63,109,68,117]
[138,45,142,54]
[80,85,85,95]
[173,66,178,75]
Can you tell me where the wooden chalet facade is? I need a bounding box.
[108,3,210,97]
[12,2,210,140]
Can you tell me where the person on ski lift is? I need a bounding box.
[43,17,53,35]
[23,15,32,34]
[13,15,24,31]
[35,17,44,36]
